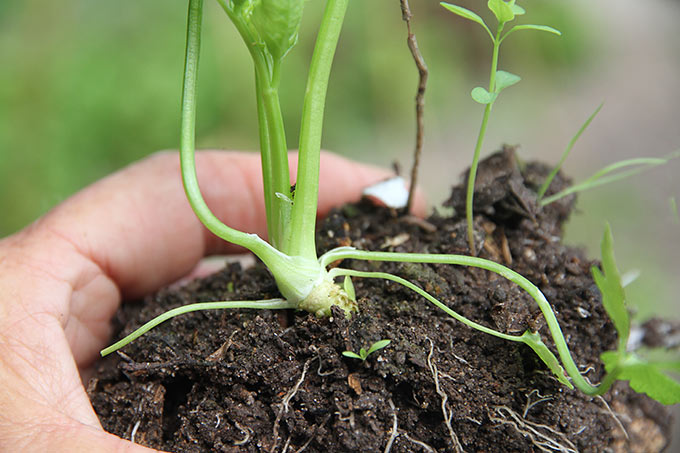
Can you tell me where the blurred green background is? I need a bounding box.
[1,0,678,320]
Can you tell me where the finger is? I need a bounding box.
[37,150,394,299]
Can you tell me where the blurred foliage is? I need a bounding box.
[0,0,592,236]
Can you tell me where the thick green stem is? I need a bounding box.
[466,25,502,255]
[321,247,615,395]
[287,0,349,260]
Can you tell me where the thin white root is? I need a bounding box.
[384,399,435,453]
[271,359,312,453]
[490,405,578,453]
[384,399,399,453]
[523,389,553,418]
[596,395,628,440]
[426,338,465,453]
[234,421,252,446]
[581,373,629,441]
[130,420,141,444]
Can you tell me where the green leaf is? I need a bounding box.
[591,224,629,351]
[440,3,492,39]
[540,151,679,206]
[602,351,680,405]
[252,0,305,61]
[536,102,603,199]
[359,348,368,359]
[487,0,515,25]
[521,331,573,388]
[471,87,497,105]
[494,70,521,93]
[366,339,391,356]
[504,24,562,42]
[343,275,356,301]
[342,351,363,360]
[624,365,680,405]
[653,360,680,373]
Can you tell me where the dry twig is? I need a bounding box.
[400,0,429,214]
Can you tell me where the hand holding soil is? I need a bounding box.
[0,151,392,452]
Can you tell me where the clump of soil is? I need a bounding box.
[89,148,673,452]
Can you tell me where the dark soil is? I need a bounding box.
[89,148,673,452]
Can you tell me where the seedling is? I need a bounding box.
[100,0,679,407]
[594,225,680,404]
[440,0,560,254]
[536,102,603,200]
[342,339,391,361]
[540,150,680,206]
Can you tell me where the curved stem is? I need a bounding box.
[100,299,295,356]
[330,268,519,342]
[287,0,349,260]
[331,268,573,388]
[179,0,294,270]
[321,248,613,395]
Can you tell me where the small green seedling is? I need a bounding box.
[594,224,680,404]
[441,0,560,254]
[342,339,391,361]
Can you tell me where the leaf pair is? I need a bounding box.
[471,70,521,105]
[342,339,391,361]
[440,1,559,42]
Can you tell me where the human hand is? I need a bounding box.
[0,151,414,452]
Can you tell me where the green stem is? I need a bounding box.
[179,0,305,286]
[331,268,573,388]
[466,25,502,255]
[330,268,518,342]
[255,70,275,239]
[100,298,295,356]
[287,0,349,260]
[321,247,614,395]
[216,0,290,250]
[181,0,257,251]
[255,60,291,249]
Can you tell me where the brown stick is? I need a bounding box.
[400,0,429,214]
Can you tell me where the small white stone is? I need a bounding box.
[362,176,409,209]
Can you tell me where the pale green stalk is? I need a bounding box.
[287,0,349,260]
